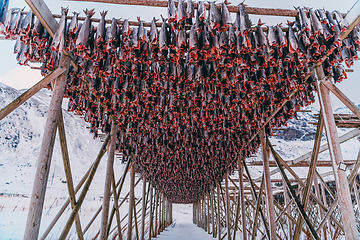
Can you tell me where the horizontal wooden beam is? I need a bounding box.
[69,0,301,17]
[247,160,357,167]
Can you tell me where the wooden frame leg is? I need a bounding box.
[24,55,70,240]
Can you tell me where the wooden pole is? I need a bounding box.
[260,129,277,240]
[39,150,106,240]
[320,79,360,120]
[225,172,231,240]
[111,169,123,240]
[141,178,147,240]
[293,113,324,240]
[154,189,158,237]
[313,174,327,240]
[68,0,318,17]
[127,163,136,240]
[58,113,84,240]
[58,133,111,239]
[217,182,221,240]
[207,191,211,233]
[0,68,66,121]
[148,184,153,240]
[133,196,140,240]
[316,69,358,240]
[211,187,216,238]
[100,121,117,239]
[24,55,70,240]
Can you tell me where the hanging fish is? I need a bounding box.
[9,7,24,36]
[307,7,323,36]
[177,0,187,24]
[19,9,32,36]
[209,1,220,30]
[286,21,299,53]
[0,0,9,24]
[333,10,346,32]
[137,17,146,42]
[168,0,176,23]
[75,8,95,51]
[93,11,107,46]
[159,15,168,51]
[295,7,311,32]
[275,24,286,48]
[121,18,131,37]
[68,11,79,36]
[51,7,68,52]
[186,0,194,25]
[150,17,158,45]
[197,1,207,22]
[220,2,231,32]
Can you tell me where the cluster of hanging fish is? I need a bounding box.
[1,0,359,203]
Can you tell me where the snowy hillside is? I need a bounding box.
[0,83,142,239]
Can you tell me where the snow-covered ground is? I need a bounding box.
[0,82,359,239]
[156,204,214,240]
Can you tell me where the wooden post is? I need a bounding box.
[148,184,153,240]
[260,129,277,240]
[133,197,140,240]
[39,150,106,240]
[207,191,211,233]
[141,178,147,240]
[313,174,327,240]
[211,187,216,237]
[293,114,324,240]
[154,189,158,237]
[316,68,358,240]
[100,121,117,239]
[58,113,84,240]
[24,55,70,240]
[225,172,231,240]
[59,134,111,239]
[111,170,123,240]
[217,182,221,240]
[240,160,247,240]
[127,163,136,240]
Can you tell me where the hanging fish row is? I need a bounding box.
[0,2,356,203]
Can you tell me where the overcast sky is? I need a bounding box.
[0,0,359,110]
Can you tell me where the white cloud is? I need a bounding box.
[0,66,42,90]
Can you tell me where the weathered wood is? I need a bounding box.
[106,159,133,236]
[239,157,247,240]
[133,194,140,240]
[100,121,117,239]
[39,149,106,240]
[148,184,153,240]
[58,133,111,240]
[68,0,303,17]
[317,72,358,239]
[313,174,327,239]
[260,129,277,240]
[217,182,221,240]
[154,189,159,237]
[247,128,360,186]
[24,0,58,37]
[232,158,242,240]
[111,168,123,240]
[24,55,70,240]
[250,175,265,240]
[349,150,360,188]
[242,160,270,239]
[247,160,356,167]
[272,147,320,240]
[0,68,65,121]
[225,172,231,240]
[293,113,324,240]
[316,198,339,234]
[127,163,136,240]
[141,178,147,240]
[58,112,84,240]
